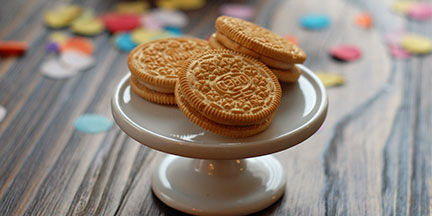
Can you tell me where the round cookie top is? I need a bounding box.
[215,16,306,63]
[128,37,211,88]
[178,49,282,126]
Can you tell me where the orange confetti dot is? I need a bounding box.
[355,13,373,29]
[284,35,298,45]
[61,37,94,55]
[0,41,28,56]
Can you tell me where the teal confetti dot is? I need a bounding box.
[299,14,330,30]
[74,114,113,133]
[115,33,138,52]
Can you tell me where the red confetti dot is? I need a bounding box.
[61,37,94,55]
[101,13,140,33]
[0,41,27,56]
[329,45,362,61]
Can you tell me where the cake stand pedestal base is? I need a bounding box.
[152,154,286,216]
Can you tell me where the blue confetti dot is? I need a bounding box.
[163,26,183,36]
[74,114,113,134]
[299,14,330,30]
[115,33,138,52]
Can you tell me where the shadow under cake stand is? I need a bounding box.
[111,65,328,216]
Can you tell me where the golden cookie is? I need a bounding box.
[270,65,302,83]
[175,84,273,138]
[213,32,294,69]
[215,16,306,64]
[130,76,176,105]
[178,49,282,126]
[128,37,211,92]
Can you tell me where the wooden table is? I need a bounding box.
[1,0,431,215]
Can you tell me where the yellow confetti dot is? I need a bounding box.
[316,72,345,87]
[115,2,148,14]
[49,32,69,44]
[401,34,432,54]
[44,5,82,28]
[156,0,178,9]
[391,1,415,14]
[71,16,104,36]
[174,0,206,10]
[131,28,164,44]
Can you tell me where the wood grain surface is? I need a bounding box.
[0,0,431,215]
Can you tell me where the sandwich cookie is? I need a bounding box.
[176,49,282,137]
[128,37,211,104]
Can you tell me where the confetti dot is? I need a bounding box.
[391,1,415,14]
[131,28,163,44]
[220,4,255,19]
[115,33,138,52]
[0,105,6,123]
[316,72,345,87]
[45,42,60,53]
[389,44,411,59]
[114,2,148,14]
[383,30,405,45]
[400,34,432,54]
[60,50,95,71]
[61,37,94,55]
[102,13,140,33]
[0,41,27,56]
[44,5,82,28]
[164,26,182,36]
[71,16,104,36]
[407,3,432,21]
[355,13,373,29]
[74,114,113,134]
[149,9,188,28]
[41,58,78,79]
[49,32,69,44]
[175,0,206,10]
[141,14,164,30]
[299,14,330,30]
[329,45,362,62]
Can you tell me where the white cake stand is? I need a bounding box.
[111,65,327,216]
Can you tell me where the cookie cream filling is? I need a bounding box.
[136,79,174,93]
[215,32,295,70]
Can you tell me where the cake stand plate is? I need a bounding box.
[111,65,327,215]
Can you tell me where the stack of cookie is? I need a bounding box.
[127,16,308,137]
[209,16,306,83]
[128,37,211,105]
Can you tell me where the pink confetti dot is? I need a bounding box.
[389,44,411,59]
[220,4,255,19]
[329,45,362,62]
[408,3,432,21]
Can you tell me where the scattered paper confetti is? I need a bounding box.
[41,58,78,79]
[44,5,82,28]
[114,2,148,14]
[284,35,298,45]
[383,30,405,45]
[149,9,188,28]
[407,3,432,21]
[49,32,69,44]
[102,13,140,33]
[61,37,94,55]
[0,41,27,56]
[0,105,6,123]
[389,44,411,59]
[299,14,330,30]
[45,42,60,53]
[355,13,373,29]
[60,50,95,71]
[391,1,415,14]
[141,14,164,30]
[400,34,432,54]
[71,14,104,36]
[131,28,163,44]
[329,45,362,62]
[74,114,113,133]
[316,72,345,87]
[175,0,206,10]
[115,33,138,52]
[220,4,255,19]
